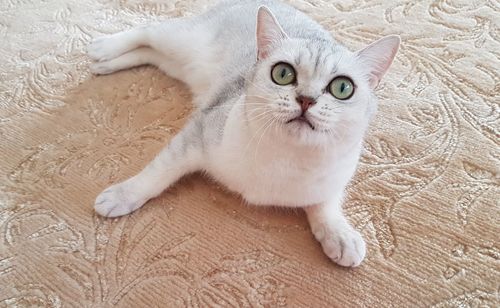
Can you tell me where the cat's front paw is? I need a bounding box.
[88,36,124,62]
[90,62,116,75]
[312,224,366,267]
[94,183,147,218]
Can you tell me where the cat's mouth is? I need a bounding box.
[286,115,315,130]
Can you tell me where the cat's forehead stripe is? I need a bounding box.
[313,44,325,74]
[295,51,302,66]
[292,42,340,77]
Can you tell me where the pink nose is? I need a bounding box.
[296,95,316,112]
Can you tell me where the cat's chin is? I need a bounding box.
[286,116,315,130]
[281,121,328,146]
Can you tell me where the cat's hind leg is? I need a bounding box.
[89,21,217,96]
[90,47,165,75]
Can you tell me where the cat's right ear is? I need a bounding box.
[356,35,400,89]
[256,6,288,60]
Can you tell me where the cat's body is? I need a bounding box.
[89,0,399,267]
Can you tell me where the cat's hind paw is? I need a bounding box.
[94,183,146,217]
[312,225,366,267]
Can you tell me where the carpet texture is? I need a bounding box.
[0,0,499,307]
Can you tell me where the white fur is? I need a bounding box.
[89,0,399,267]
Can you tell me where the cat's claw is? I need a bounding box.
[312,225,366,267]
[94,183,146,217]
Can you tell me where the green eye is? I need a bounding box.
[329,76,355,100]
[271,62,296,85]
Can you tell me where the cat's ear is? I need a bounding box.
[256,6,288,60]
[356,35,400,89]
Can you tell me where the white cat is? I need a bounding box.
[89,0,399,267]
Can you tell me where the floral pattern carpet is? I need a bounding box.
[0,0,499,307]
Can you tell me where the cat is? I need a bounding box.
[88,0,399,267]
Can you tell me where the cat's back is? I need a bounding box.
[199,0,332,56]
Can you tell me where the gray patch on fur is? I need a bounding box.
[204,75,245,111]
[200,75,246,143]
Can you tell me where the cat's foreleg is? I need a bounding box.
[88,26,152,62]
[94,118,204,217]
[304,195,366,267]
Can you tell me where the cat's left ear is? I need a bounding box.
[256,6,288,60]
[356,35,400,89]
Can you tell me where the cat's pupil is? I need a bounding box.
[280,69,287,78]
[340,82,346,93]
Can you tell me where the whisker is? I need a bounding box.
[244,115,275,155]
[247,111,275,123]
[253,115,278,164]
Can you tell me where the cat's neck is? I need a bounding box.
[242,119,353,162]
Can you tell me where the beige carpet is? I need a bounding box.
[1,0,499,307]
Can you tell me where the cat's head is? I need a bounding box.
[245,6,400,147]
